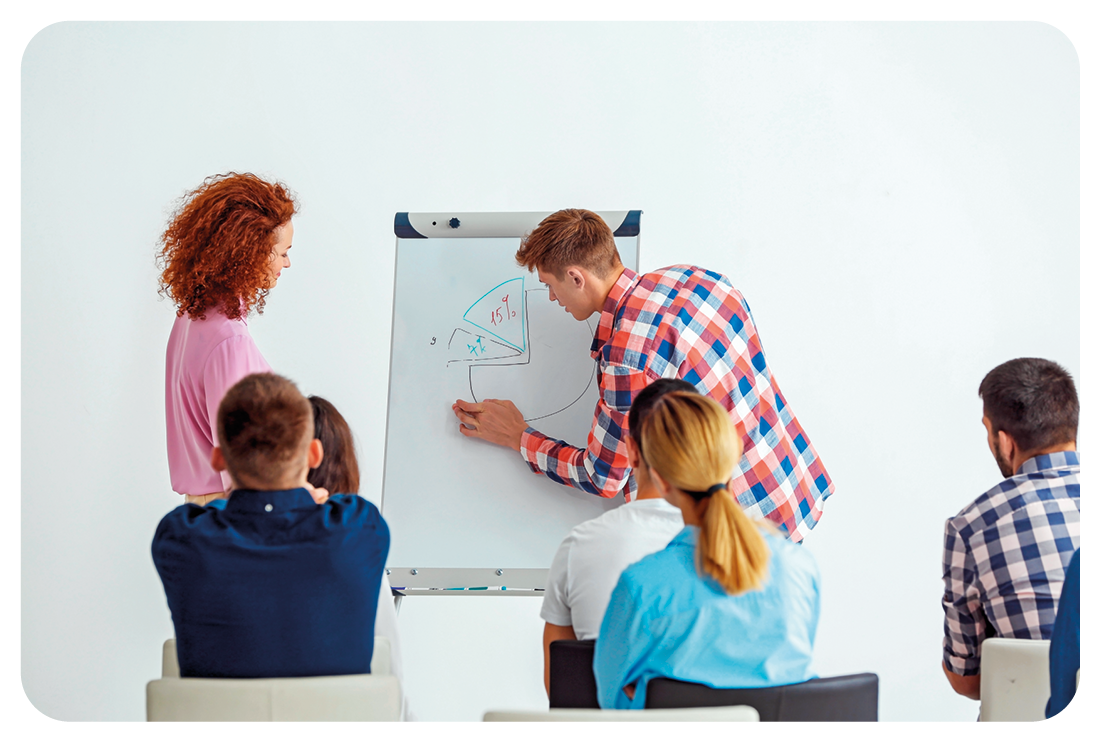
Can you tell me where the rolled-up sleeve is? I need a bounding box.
[941,520,984,675]
[519,364,649,501]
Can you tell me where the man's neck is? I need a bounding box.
[593,264,626,312]
[229,477,308,493]
[1011,442,1076,473]
[633,485,663,502]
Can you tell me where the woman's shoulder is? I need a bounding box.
[619,529,696,589]
[762,532,821,588]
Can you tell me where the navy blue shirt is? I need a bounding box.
[1046,548,1080,718]
[152,488,389,678]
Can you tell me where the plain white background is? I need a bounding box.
[17,19,1086,726]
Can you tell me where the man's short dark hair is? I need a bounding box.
[979,358,1078,453]
[628,378,699,462]
[217,373,313,486]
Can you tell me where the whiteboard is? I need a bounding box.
[381,212,640,573]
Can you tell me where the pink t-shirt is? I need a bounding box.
[165,311,272,495]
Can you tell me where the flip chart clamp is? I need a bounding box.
[387,567,548,614]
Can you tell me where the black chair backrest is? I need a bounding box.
[549,640,599,709]
[645,673,879,721]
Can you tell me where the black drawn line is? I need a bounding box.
[446,327,463,350]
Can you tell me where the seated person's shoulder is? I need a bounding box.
[321,493,386,526]
[764,533,820,587]
[155,500,222,532]
[618,536,687,589]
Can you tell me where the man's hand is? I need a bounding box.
[304,482,330,505]
[452,398,526,452]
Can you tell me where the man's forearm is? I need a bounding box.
[942,661,981,700]
[521,428,632,499]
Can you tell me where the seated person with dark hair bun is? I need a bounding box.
[152,373,390,680]
[594,391,820,710]
[306,394,410,718]
[540,378,691,696]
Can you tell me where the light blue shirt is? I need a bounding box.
[594,526,820,709]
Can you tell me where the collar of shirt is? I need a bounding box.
[1016,450,1079,475]
[591,267,639,359]
[224,488,318,514]
[625,497,680,512]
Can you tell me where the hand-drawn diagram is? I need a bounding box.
[447,275,597,426]
[446,329,524,363]
[462,278,526,353]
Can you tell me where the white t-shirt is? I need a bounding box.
[540,498,684,640]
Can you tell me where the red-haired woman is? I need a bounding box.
[158,172,298,505]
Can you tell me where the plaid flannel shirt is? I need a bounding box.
[941,451,1080,676]
[519,265,833,542]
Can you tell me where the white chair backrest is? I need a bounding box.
[161,639,179,678]
[371,636,392,676]
[161,636,391,678]
[979,637,1052,722]
[483,706,760,722]
[147,674,402,721]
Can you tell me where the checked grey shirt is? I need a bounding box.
[941,451,1080,675]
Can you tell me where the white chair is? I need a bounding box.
[151,637,398,721]
[161,636,392,677]
[979,637,1051,721]
[483,706,759,722]
[147,674,402,721]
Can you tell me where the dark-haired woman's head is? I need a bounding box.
[307,396,360,495]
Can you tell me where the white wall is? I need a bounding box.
[20,22,1080,721]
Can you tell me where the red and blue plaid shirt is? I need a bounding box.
[520,265,833,542]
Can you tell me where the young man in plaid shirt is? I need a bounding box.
[941,357,1080,701]
[451,209,832,542]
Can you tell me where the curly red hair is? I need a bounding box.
[157,172,298,321]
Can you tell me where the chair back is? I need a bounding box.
[645,673,879,721]
[979,638,1051,721]
[146,674,402,721]
[483,706,759,722]
[549,639,599,708]
[161,636,392,678]
[162,639,180,678]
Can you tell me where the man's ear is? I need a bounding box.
[649,466,672,498]
[211,447,227,473]
[566,266,586,289]
[625,435,641,470]
[307,438,324,470]
[996,429,1017,463]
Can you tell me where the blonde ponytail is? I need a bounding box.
[698,485,770,594]
[640,391,770,595]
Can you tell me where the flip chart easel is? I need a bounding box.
[382,211,641,602]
